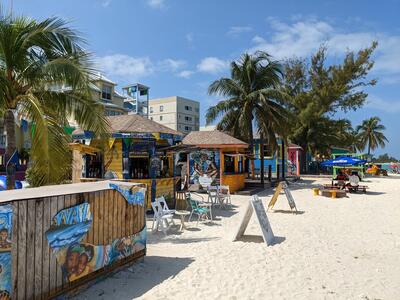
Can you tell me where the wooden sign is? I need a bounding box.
[233,195,275,245]
[268,181,298,212]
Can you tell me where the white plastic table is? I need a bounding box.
[175,210,191,231]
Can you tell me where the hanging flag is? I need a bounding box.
[108,138,116,149]
[21,119,28,133]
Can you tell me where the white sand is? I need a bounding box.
[74,176,400,300]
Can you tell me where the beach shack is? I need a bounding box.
[71,114,183,209]
[0,180,146,299]
[330,147,367,178]
[180,131,248,193]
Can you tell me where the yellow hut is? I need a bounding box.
[71,114,183,208]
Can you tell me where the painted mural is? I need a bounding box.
[46,203,92,250]
[45,193,146,284]
[189,150,220,190]
[109,183,146,206]
[0,205,12,299]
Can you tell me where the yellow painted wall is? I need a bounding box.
[104,139,123,179]
[221,173,245,192]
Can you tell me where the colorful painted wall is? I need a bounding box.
[188,149,220,190]
[4,183,146,299]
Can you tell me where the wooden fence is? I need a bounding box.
[0,181,146,299]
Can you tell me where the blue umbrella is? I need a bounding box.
[321,156,367,167]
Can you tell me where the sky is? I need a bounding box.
[10,0,400,157]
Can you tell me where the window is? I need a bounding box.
[184,126,192,131]
[262,145,273,158]
[101,85,112,100]
[150,107,153,113]
[184,105,192,111]
[224,155,235,173]
[160,116,163,121]
[160,105,164,112]
[185,116,192,122]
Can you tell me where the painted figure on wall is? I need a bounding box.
[45,190,147,284]
[0,205,12,298]
[189,150,219,190]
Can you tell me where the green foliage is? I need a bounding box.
[0,13,109,187]
[283,43,378,156]
[356,116,388,155]
[372,153,398,163]
[206,51,289,150]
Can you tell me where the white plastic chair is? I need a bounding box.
[218,185,231,205]
[151,201,174,235]
[156,196,176,217]
[207,186,225,208]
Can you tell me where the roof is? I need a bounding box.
[91,73,116,85]
[182,131,248,148]
[288,143,302,149]
[73,114,182,136]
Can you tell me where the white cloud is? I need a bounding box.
[158,59,186,72]
[177,70,194,79]
[197,57,229,74]
[366,95,400,113]
[249,18,400,84]
[96,54,154,80]
[101,0,112,7]
[96,54,189,81]
[146,0,165,9]
[227,26,253,37]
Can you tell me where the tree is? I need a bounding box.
[356,116,388,155]
[0,13,108,188]
[206,51,289,183]
[372,153,398,163]
[283,43,377,171]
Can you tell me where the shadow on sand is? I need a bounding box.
[235,234,285,245]
[72,256,194,300]
[270,209,305,215]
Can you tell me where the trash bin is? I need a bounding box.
[313,188,320,196]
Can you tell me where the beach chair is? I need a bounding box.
[218,185,231,205]
[151,201,174,235]
[207,186,226,208]
[188,197,211,225]
[156,196,176,217]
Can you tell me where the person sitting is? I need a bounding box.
[335,170,348,189]
[346,171,360,192]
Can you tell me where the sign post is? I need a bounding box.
[267,181,298,212]
[233,195,275,245]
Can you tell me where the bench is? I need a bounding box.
[321,189,347,198]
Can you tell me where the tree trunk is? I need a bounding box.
[367,139,371,156]
[5,109,16,190]
[260,134,264,186]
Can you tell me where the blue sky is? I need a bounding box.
[12,0,400,157]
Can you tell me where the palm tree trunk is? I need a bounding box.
[260,134,264,186]
[367,139,371,156]
[5,109,16,190]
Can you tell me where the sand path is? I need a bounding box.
[74,176,400,300]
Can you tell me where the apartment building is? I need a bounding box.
[148,96,200,133]
[91,74,127,117]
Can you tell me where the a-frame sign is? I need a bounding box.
[268,181,298,212]
[233,195,275,245]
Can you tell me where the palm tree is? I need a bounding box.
[356,117,388,155]
[206,51,289,183]
[0,13,108,188]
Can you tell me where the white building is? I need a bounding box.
[148,96,200,133]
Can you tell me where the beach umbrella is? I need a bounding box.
[321,156,367,167]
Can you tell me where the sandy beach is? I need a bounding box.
[74,176,400,300]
